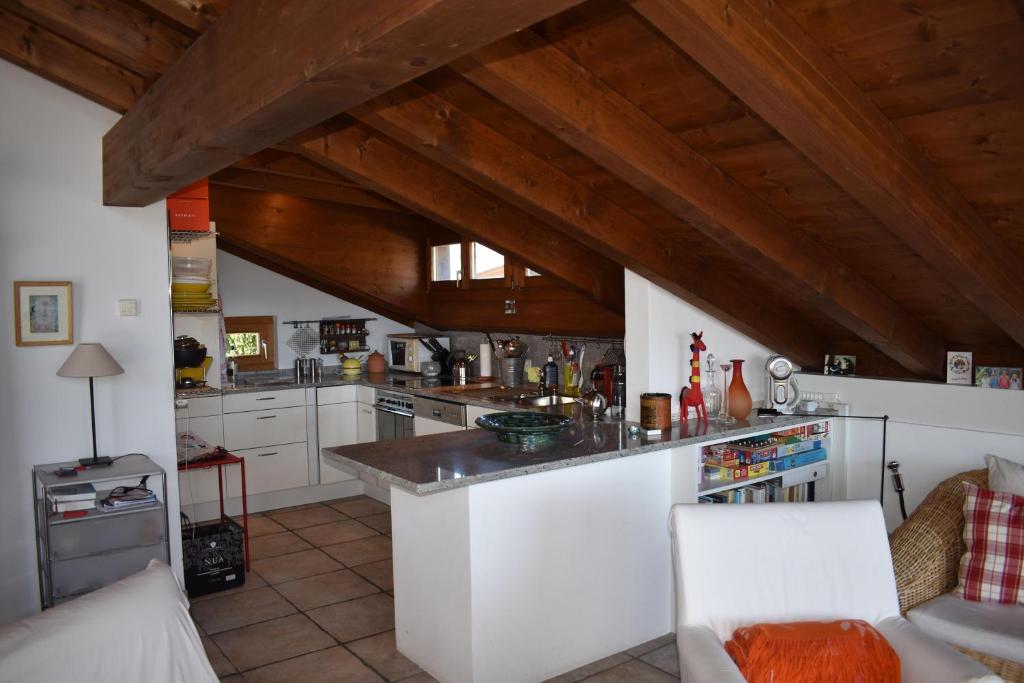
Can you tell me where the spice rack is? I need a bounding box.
[318,317,373,354]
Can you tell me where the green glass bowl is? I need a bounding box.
[474,411,573,448]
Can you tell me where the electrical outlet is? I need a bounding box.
[175,399,188,408]
[504,299,517,315]
[118,299,138,316]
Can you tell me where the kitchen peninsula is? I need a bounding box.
[322,409,838,682]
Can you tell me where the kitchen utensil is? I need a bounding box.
[610,364,626,419]
[500,356,525,387]
[764,354,801,413]
[341,357,362,376]
[171,256,211,278]
[286,325,319,358]
[452,354,478,383]
[171,281,211,294]
[474,411,573,449]
[421,361,441,377]
[576,387,608,419]
[640,393,672,430]
[366,351,387,374]
[174,345,207,368]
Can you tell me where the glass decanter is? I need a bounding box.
[702,354,722,421]
[718,361,737,424]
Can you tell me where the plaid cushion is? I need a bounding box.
[955,482,1024,605]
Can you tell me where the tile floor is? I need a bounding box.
[192,495,680,682]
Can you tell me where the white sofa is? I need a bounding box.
[669,500,1002,683]
[0,560,217,683]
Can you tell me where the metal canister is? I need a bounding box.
[640,392,672,430]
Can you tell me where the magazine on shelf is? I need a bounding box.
[49,482,96,502]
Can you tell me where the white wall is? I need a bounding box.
[624,269,773,421]
[0,61,180,621]
[624,269,1024,530]
[217,250,413,369]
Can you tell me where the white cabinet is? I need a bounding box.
[466,405,500,429]
[235,442,309,494]
[223,405,307,451]
[413,416,466,436]
[318,401,358,485]
[175,416,223,449]
[357,403,376,443]
[318,385,357,405]
[175,395,222,419]
[223,388,305,413]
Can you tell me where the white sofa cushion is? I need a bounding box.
[874,616,1003,682]
[987,453,1024,496]
[907,592,1024,663]
[0,560,217,683]
[669,500,900,643]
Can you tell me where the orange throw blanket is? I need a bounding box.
[725,620,900,683]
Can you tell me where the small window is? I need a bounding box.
[471,242,504,280]
[526,267,541,277]
[224,316,276,371]
[432,243,462,282]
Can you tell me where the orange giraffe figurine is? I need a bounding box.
[679,331,708,424]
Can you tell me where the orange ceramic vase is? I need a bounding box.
[728,359,753,420]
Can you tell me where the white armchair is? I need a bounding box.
[669,500,1002,683]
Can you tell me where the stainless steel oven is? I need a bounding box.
[374,390,414,441]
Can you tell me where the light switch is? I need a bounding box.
[118,299,138,316]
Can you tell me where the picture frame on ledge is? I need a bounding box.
[823,354,856,376]
[946,351,972,385]
[13,281,73,347]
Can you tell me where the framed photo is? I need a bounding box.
[974,366,1022,390]
[946,351,973,385]
[824,354,857,376]
[13,281,73,346]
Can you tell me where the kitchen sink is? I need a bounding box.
[516,395,578,407]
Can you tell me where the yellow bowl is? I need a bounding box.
[172,282,211,293]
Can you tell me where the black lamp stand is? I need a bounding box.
[79,376,113,467]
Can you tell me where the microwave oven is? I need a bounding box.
[387,334,449,373]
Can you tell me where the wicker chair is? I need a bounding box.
[889,468,1023,682]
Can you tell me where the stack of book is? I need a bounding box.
[48,483,97,513]
[699,480,814,504]
[99,488,157,511]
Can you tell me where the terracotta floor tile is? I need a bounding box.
[274,569,380,611]
[583,660,677,682]
[543,652,632,683]
[359,513,391,535]
[243,646,383,683]
[269,502,324,513]
[322,536,393,568]
[625,633,676,658]
[212,614,335,672]
[639,643,680,677]
[267,506,350,529]
[307,593,395,643]
[296,520,379,547]
[345,631,422,682]
[189,570,267,603]
[252,549,342,584]
[351,559,393,591]
[240,515,287,537]
[200,633,237,677]
[250,531,313,559]
[329,497,390,519]
[190,586,295,634]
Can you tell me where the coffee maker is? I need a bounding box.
[764,355,801,413]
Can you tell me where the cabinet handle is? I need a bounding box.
[257,415,277,420]
[256,397,276,401]
[257,451,278,457]
[433,409,442,417]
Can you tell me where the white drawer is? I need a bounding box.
[237,442,310,495]
[223,388,305,413]
[175,416,223,448]
[175,395,222,419]
[357,386,375,404]
[320,452,356,485]
[223,405,307,451]
[318,385,358,405]
[466,405,501,429]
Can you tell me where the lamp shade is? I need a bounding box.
[57,343,124,378]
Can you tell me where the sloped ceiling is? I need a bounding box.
[2,0,1022,378]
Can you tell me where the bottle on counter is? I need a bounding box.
[541,356,559,394]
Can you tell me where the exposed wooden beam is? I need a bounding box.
[102,0,589,206]
[352,82,824,364]
[632,0,1024,352]
[285,118,625,315]
[231,150,366,189]
[211,185,428,324]
[456,31,946,378]
[126,0,226,36]
[0,8,145,112]
[211,167,408,214]
[0,0,191,80]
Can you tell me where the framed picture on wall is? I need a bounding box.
[13,281,73,346]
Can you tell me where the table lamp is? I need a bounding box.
[57,343,124,466]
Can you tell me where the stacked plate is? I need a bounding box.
[172,276,215,311]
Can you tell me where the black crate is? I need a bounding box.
[181,515,245,598]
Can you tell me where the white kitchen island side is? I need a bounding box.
[322,413,837,682]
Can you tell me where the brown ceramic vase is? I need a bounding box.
[728,359,753,420]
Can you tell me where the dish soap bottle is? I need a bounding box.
[541,355,559,394]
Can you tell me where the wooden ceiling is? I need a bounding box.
[2,0,1022,379]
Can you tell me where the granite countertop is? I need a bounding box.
[322,411,836,495]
